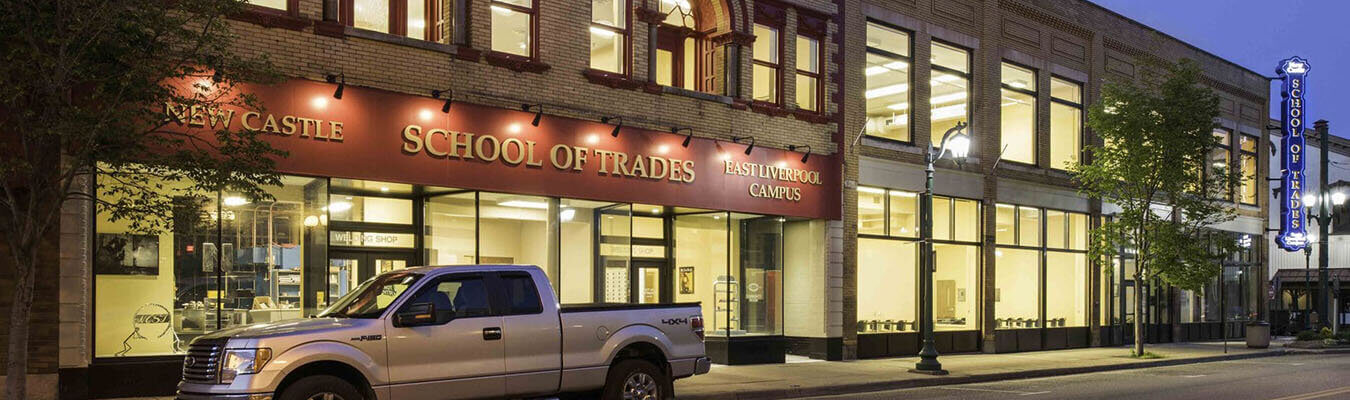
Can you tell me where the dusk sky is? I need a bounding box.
[1093,0,1349,135]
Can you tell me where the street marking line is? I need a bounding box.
[939,387,1050,396]
[1225,360,1305,366]
[1270,386,1350,400]
[1180,375,1207,378]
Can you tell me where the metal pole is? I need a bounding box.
[1318,119,1331,328]
[912,150,946,374]
[1306,246,1313,330]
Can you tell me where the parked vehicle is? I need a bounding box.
[176,265,709,400]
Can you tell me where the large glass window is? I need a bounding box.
[491,0,535,57]
[1239,134,1259,205]
[995,248,1040,328]
[930,42,970,146]
[347,0,448,42]
[424,192,476,265]
[857,187,980,333]
[795,34,821,112]
[675,211,731,334]
[590,0,628,74]
[1045,252,1087,327]
[1000,63,1036,164]
[95,173,327,357]
[562,200,632,304]
[864,22,911,142]
[752,23,781,104]
[1050,78,1083,170]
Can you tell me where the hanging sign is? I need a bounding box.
[1276,57,1311,252]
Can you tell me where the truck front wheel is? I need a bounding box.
[277,375,364,400]
[602,359,673,400]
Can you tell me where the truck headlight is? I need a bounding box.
[220,348,272,384]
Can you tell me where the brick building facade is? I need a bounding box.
[11,0,1272,398]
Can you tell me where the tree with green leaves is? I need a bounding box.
[0,1,283,397]
[1070,59,1240,357]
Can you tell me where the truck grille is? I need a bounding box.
[181,338,226,383]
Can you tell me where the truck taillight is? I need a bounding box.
[691,315,704,340]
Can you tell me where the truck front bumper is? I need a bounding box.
[177,391,273,400]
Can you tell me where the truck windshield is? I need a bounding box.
[318,271,422,319]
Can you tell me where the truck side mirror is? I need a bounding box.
[395,302,439,327]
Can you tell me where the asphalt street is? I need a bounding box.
[799,353,1350,400]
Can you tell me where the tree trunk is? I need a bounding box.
[1133,275,1145,356]
[5,251,36,400]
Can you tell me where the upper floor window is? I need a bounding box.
[346,0,447,42]
[590,0,629,74]
[1000,62,1036,165]
[752,23,781,104]
[654,0,717,92]
[491,0,536,57]
[863,22,911,142]
[248,0,287,11]
[1239,134,1259,205]
[1208,128,1233,200]
[794,35,820,112]
[1050,77,1083,170]
[931,42,970,147]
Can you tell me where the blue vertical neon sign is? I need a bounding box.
[1276,57,1310,252]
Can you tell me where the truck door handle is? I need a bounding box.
[483,327,502,340]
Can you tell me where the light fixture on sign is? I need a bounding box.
[671,127,693,148]
[431,89,454,113]
[325,72,345,99]
[788,144,812,163]
[601,116,623,137]
[311,96,329,109]
[521,103,543,127]
[658,144,670,154]
[586,134,600,145]
[418,109,433,122]
[732,136,756,155]
[507,123,523,134]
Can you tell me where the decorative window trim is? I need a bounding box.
[484,50,551,73]
[231,1,309,31]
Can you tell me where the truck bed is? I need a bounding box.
[559,302,701,313]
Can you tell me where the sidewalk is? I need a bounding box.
[675,340,1307,400]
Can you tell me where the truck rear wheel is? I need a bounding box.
[277,375,364,400]
[602,359,672,400]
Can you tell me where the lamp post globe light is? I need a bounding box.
[911,121,970,375]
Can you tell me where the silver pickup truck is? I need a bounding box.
[176,265,709,400]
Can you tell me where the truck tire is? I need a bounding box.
[277,375,364,400]
[601,359,672,400]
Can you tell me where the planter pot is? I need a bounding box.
[1246,321,1270,349]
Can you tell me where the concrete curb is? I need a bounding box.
[677,349,1293,400]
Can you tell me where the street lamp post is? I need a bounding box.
[912,121,970,376]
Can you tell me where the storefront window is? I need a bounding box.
[424,192,477,265]
[675,211,730,334]
[95,173,327,357]
[934,243,979,331]
[1000,63,1036,164]
[590,0,628,74]
[561,199,632,303]
[784,219,827,337]
[477,191,551,275]
[732,213,783,336]
[1045,252,1086,327]
[752,23,781,104]
[858,187,886,235]
[1050,78,1083,170]
[931,42,970,146]
[995,248,1040,328]
[858,238,917,332]
[864,22,912,142]
[491,0,535,57]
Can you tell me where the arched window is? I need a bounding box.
[654,0,721,94]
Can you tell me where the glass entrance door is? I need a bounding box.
[327,251,414,307]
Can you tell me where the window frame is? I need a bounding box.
[1207,128,1235,201]
[929,39,973,148]
[1048,75,1085,171]
[395,272,497,320]
[589,0,632,76]
[751,22,784,106]
[489,272,545,316]
[341,0,445,42]
[489,0,540,59]
[998,61,1039,167]
[862,19,915,145]
[794,33,823,113]
[245,0,301,16]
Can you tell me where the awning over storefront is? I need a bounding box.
[1273,268,1350,287]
